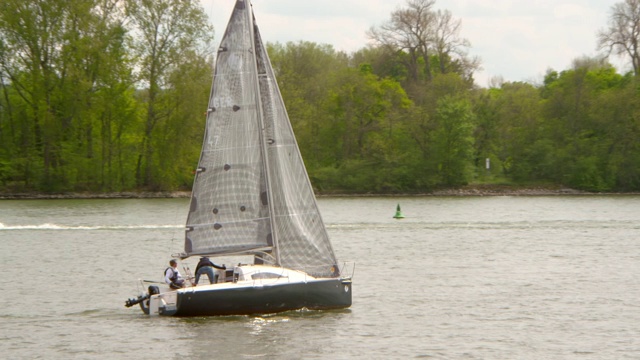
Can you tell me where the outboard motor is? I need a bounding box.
[125,293,149,308]
[140,285,161,314]
[124,285,162,314]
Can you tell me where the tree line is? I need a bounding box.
[1,0,639,194]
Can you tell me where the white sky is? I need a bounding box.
[200,0,630,86]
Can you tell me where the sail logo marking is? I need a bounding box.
[212,96,233,109]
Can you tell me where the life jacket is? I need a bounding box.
[165,267,178,282]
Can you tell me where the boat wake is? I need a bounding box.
[0,222,182,230]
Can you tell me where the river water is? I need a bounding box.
[0,196,639,359]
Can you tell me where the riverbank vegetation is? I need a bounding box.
[1,0,639,195]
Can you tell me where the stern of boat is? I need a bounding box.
[125,281,179,316]
[147,290,178,316]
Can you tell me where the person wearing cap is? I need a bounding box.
[194,256,226,285]
[165,259,186,289]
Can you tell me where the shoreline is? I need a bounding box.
[1,186,638,200]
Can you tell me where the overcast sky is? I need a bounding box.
[200,0,629,86]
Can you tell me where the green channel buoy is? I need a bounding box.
[393,203,405,219]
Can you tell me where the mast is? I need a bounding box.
[248,3,281,266]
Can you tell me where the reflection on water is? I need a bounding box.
[1,196,639,359]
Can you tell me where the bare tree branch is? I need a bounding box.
[367,0,436,82]
[597,0,640,76]
[366,0,479,83]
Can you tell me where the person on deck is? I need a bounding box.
[194,257,226,285]
[165,259,186,289]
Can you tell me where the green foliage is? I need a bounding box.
[431,95,475,185]
[1,2,640,195]
[126,0,212,190]
[0,0,211,193]
[267,41,347,169]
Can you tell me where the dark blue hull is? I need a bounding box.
[168,278,352,316]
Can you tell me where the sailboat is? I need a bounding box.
[125,0,352,316]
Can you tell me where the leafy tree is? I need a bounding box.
[266,41,348,168]
[0,0,133,192]
[401,72,473,188]
[155,50,212,190]
[588,76,640,190]
[470,86,502,181]
[351,46,408,83]
[321,64,411,192]
[541,59,628,190]
[430,95,474,185]
[0,0,69,190]
[493,81,543,181]
[125,0,212,189]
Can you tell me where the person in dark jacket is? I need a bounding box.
[194,257,226,285]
